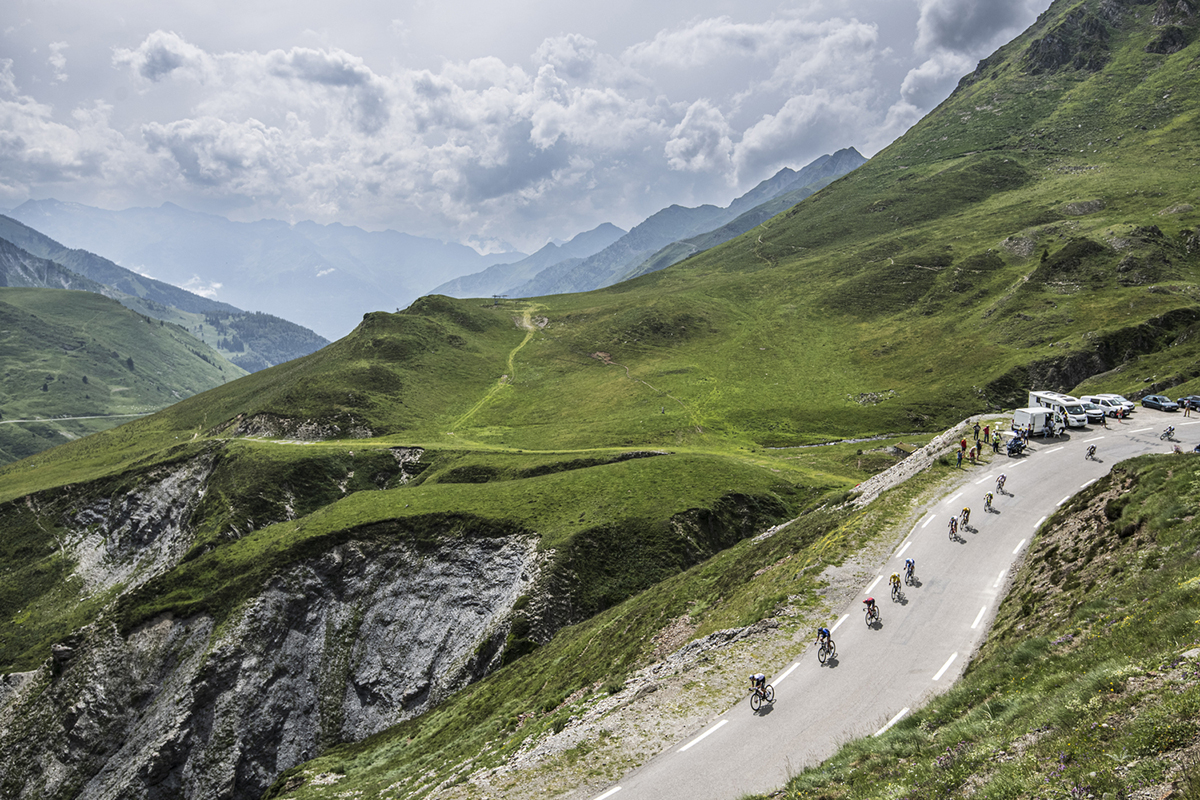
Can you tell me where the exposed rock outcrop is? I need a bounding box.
[0,535,542,800]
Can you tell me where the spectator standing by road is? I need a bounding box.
[983,424,990,442]
[961,437,968,453]
[973,422,981,442]
[957,449,963,468]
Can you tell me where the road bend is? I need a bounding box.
[592,410,1194,800]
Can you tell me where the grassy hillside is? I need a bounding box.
[1,0,1199,797]
[0,288,246,464]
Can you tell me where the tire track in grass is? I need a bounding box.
[451,304,542,432]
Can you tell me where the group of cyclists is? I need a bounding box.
[756,412,1200,709]
[751,413,1200,707]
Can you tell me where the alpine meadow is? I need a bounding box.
[2,1,1200,799]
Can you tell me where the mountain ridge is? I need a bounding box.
[507,147,866,297]
[5,200,525,340]
[0,214,329,371]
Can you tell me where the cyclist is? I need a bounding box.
[889,571,901,590]
[984,491,994,510]
[948,515,959,536]
[749,672,766,695]
[996,473,1007,493]
[863,596,877,617]
[1086,444,1097,460]
[816,626,831,646]
[1162,425,1176,441]
[904,558,915,581]
[960,507,971,527]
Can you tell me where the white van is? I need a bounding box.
[1081,395,1125,417]
[1027,391,1089,427]
[1094,393,1135,413]
[1013,406,1052,433]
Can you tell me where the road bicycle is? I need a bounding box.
[948,517,959,540]
[904,564,916,586]
[996,474,1007,494]
[749,683,775,711]
[864,604,881,625]
[959,508,971,529]
[890,578,902,601]
[1085,445,1097,460]
[817,638,836,664]
[1161,426,1176,441]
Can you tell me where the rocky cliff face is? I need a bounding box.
[0,445,552,800]
[0,533,542,800]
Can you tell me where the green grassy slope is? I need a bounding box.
[0,0,1198,797]
[0,288,246,464]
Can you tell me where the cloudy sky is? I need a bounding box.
[2,0,1051,253]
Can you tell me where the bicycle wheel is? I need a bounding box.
[905,571,915,586]
[750,691,762,711]
[818,643,828,664]
[764,685,775,703]
[865,608,873,625]
[827,639,836,659]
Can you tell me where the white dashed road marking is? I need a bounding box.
[933,653,958,681]
[971,606,987,629]
[774,663,800,685]
[874,707,910,737]
[679,720,728,752]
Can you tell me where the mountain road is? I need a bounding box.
[590,410,1195,800]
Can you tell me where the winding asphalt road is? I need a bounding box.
[590,409,1196,800]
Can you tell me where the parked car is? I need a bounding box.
[1081,396,1125,417]
[1142,395,1179,411]
[1095,393,1135,413]
[1175,395,1200,411]
[1080,401,1106,424]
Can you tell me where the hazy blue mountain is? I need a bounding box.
[0,214,240,315]
[0,215,327,369]
[0,237,111,295]
[623,147,868,281]
[512,204,727,296]
[431,222,626,299]
[6,201,523,339]
[506,148,866,298]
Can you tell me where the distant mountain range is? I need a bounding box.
[5,201,524,340]
[429,223,627,300]
[432,147,866,299]
[0,214,327,371]
[5,150,864,335]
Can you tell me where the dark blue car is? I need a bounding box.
[1142,395,1179,411]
